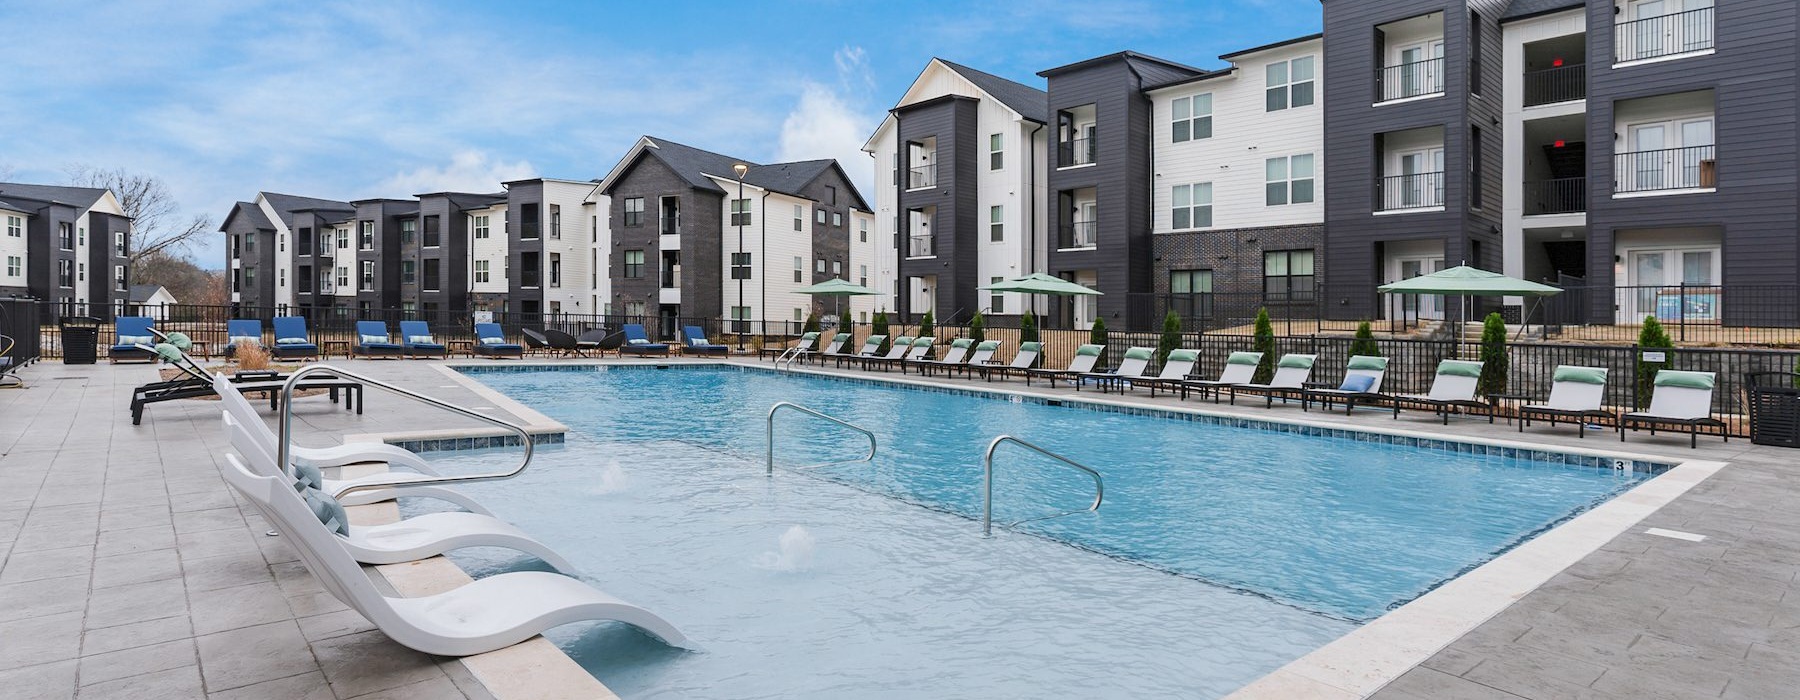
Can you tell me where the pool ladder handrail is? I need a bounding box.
[277,364,536,498]
[774,345,807,371]
[982,435,1104,537]
[766,401,877,475]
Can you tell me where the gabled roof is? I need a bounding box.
[261,192,353,220]
[935,59,1048,123]
[0,182,109,210]
[219,201,274,233]
[599,136,870,210]
[0,200,29,214]
[1036,51,1208,80]
[635,136,758,194]
[1219,32,1324,60]
[128,284,171,303]
[1502,0,1584,22]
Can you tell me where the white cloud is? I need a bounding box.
[776,46,881,200]
[376,151,537,196]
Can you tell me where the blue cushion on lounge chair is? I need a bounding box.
[1337,375,1375,393]
[291,463,324,492]
[301,487,350,536]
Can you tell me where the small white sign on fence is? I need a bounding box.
[1641,351,1666,363]
[473,311,494,325]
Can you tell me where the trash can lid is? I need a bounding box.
[58,316,102,327]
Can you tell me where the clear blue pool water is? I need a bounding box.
[419,365,1651,698]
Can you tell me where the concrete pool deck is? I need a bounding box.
[0,356,1792,698]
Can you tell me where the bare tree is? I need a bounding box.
[65,165,213,265]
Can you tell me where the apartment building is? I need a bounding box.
[0,183,133,311]
[864,59,1049,325]
[222,192,354,311]
[497,178,608,318]
[599,136,874,334]
[1502,0,1799,325]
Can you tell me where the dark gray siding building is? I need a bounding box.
[893,96,980,322]
[0,183,132,313]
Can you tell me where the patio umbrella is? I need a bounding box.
[1378,266,1561,347]
[795,279,879,319]
[979,273,1102,325]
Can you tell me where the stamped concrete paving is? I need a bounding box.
[1,355,1793,699]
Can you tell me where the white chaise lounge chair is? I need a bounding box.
[976,341,1042,382]
[1135,349,1200,398]
[1229,353,1317,407]
[912,338,973,376]
[1023,344,1104,388]
[224,414,576,571]
[1078,346,1155,393]
[218,451,691,655]
[1619,370,1727,448]
[1180,351,1262,402]
[1305,355,1390,414]
[1391,360,1493,424]
[1520,365,1614,438]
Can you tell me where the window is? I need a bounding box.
[1470,125,1484,209]
[859,265,868,287]
[792,204,803,231]
[549,206,560,239]
[425,259,442,291]
[241,266,250,287]
[832,211,842,227]
[78,227,84,246]
[360,260,374,291]
[1263,250,1315,301]
[826,186,837,205]
[401,219,416,245]
[336,266,348,288]
[278,233,285,252]
[423,216,440,247]
[793,308,804,321]
[474,260,490,283]
[520,252,540,287]
[623,198,643,227]
[816,209,827,224]
[473,215,490,239]
[336,228,348,249]
[729,199,751,227]
[548,254,560,288]
[859,218,868,242]
[401,260,416,285]
[5,215,20,237]
[59,223,73,250]
[990,205,1004,242]
[78,262,85,282]
[115,230,127,256]
[297,265,311,293]
[57,260,72,287]
[793,256,804,283]
[4,256,18,277]
[1266,56,1316,111]
[277,268,285,287]
[520,204,540,238]
[116,265,128,291]
[1170,269,1213,294]
[731,306,750,332]
[359,221,373,250]
[243,232,254,252]
[1172,183,1214,229]
[1172,94,1213,142]
[1265,154,1316,205]
[731,252,752,280]
[623,250,644,278]
[815,257,826,274]
[990,276,1005,313]
[1469,11,1483,95]
[990,133,1004,170]
[832,260,842,277]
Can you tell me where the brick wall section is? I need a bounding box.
[1152,224,1327,297]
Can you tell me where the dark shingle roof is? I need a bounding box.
[127,284,168,303]
[936,60,1048,123]
[642,137,756,193]
[745,159,835,195]
[261,192,353,219]
[0,182,109,210]
[1502,0,1584,22]
[218,201,274,233]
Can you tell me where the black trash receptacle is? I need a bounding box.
[59,316,101,365]
[1747,372,1800,448]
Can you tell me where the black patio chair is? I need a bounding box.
[541,329,585,357]
[520,328,550,356]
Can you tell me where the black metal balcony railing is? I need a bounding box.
[520,223,540,239]
[1616,7,1715,63]
[1615,145,1716,194]
[908,165,936,189]
[660,215,680,235]
[520,270,541,288]
[908,235,933,258]
[1523,63,1587,107]
[1060,220,1097,249]
[1059,137,1096,167]
[1378,171,1445,211]
[1523,177,1588,215]
[1378,56,1445,102]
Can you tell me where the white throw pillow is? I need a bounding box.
[118,335,153,346]
[229,335,259,347]
[627,338,650,345]
[276,337,308,345]
[479,337,506,345]
[359,334,386,345]
[407,335,435,344]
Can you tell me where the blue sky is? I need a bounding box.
[0,0,1320,267]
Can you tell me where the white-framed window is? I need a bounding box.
[1265,154,1316,205]
[78,262,85,281]
[990,205,1004,242]
[1621,115,1716,192]
[114,265,127,291]
[114,231,126,256]
[278,233,285,252]
[793,256,803,283]
[729,199,751,227]
[473,215,490,239]
[4,215,19,237]
[858,218,868,242]
[1172,183,1214,229]
[815,257,826,273]
[816,208,827,224]
[78,227,85,246]
[335,266,348,287]
[989,133,1004,170]
[832,260,842,276]
[1266,56,1316,111]
[474,259,490,283]
[793,307,804,321]
[5,256,20,277]
[859,265,867,287]
[1172,93,1213,142]
[336,228,348,249]
[360,260,374,290]
[832,211,842,227]
[359,221,373,250]
[278,268,285,287]
[793,204,803,231]
[990,276,1005,313]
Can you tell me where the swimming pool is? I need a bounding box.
[424,364,1656,698]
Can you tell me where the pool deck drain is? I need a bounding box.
[2,356,1794,699]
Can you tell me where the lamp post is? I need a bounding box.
[732,162,748,349]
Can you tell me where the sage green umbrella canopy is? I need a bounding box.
[794,279,880,297]
[1378,266,1561,297]
[978,273,1103,296]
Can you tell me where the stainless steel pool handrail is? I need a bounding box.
[982,435,1104,537]
[775,346,805,371]
[765,401,877,475]
[276,364,535,498]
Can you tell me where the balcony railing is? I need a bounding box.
[1378,56,1445,102]
[1378,172,1445,211]
[520,270,541,288]
[1615,145,1716,194]
[1523,64,1586,107]
[1616,7,1714,63]
[660,215,680,235]
[661,270,680,289]
[1059,137,1095,167]
[1523,177,1588,215]
[908,164,936,189]
[908,235,933,258]
[1060,220,1097,249]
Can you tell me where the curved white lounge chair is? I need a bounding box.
[212,374,493,515]
[224,415,575,572]
[1391,360,1493,424]
[1229,353,1317,407]
[219,452,691,655]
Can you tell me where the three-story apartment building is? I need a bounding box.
[0,182,133,313]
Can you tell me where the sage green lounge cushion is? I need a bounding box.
[1553,366,1609,385]
[300,487,350,536]
[1075,345,1103,357]
[833,333,851,343]
[1277,354,1315,369]
[1654,370,1715,390]
[1124,347,1154,361]
[1167,349,1199,363]
[1226,351,1261,365]
[164,332,193,351]
[976,340,1002,351]
[912,336,933,347]
[1437,360,1483,378]
[949,338,973,349]
[800,332,819,341]
[1346,355,1388,371]
[1018,342,1042,353]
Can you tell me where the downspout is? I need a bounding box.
[893,110,906,321]
[1026,120,1045,319]
[760,190,771,332]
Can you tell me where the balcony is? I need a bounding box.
[1378,172,1445,212]
[1059,137,1095,168]
[1378,57,1444,103]
[660,215,680,235]
[1524,178,1588,215]
[1615,7,1714,64]
[908,235,933,258]
[1523,64,1586,107]
[1615,145,1716,194]
[908,165,936,190]
[520,270,541,288]
[1060,220,1097,249]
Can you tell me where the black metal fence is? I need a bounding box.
[0,297,42,366]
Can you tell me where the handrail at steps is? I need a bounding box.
[982,435,1103,537]
[766,401,877,475]
[277,364,535,498]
